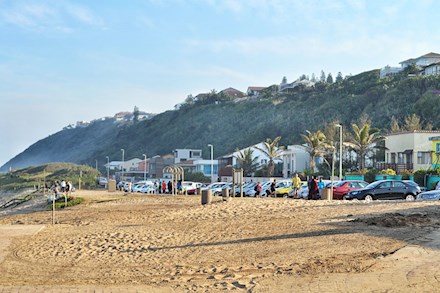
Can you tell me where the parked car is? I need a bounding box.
[132,183,145,192]
[331,180,369,200]
[416,189,440,201]
[202,182,228,196]
[345,180,421,201]
[243,182,257,196]
[140,184,156,194]
[182,181,203,195]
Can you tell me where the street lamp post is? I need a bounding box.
[208,144,214,183]
[143,154,147,181]
[106,156,109,179]
[121,149,125,182]
[335,124,343,180]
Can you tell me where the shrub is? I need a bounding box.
[413,170,427,187]
[364,168,378,183]
[379,168,396,176]
[46,196,84,210]
[399,169,413,180]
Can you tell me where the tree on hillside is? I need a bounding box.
[133,106,140,122]
[301,130,328,172]
[390,116,400,133]
[320,70,326,82]
[311,73,317,82]
[281,76,287,84]
[345,123,385,170]
[403,113,422,131]
[254,137,285,177]
[234,148,259,177]
[326,73,334,84]
[336,72,343,83]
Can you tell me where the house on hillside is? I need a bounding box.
[400,52,440,68]
[377,131,440,172]
[424,61,440,76]
[220,87,244,99]
[380,52,440,78]
[279,79,315,93]
[247,86,266,96]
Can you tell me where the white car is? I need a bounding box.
[202,182,228,196]
[182,181,203,194]
[132,184,145,192]
[140,184,156,194]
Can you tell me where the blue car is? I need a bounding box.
[416,189,440,201]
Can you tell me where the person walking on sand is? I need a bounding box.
[255,181,262,198]
[292,173,301,199]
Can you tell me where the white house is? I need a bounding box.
[380,52,440,78]
[173,149,203,164]
[106,158,142,172]
[281,145,310,178]
[424,61,440,76]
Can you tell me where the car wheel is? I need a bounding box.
[405,194,415,201]
[364,195,373,202]
[342,195,347,200]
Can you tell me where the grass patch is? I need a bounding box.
[46,196,84,210]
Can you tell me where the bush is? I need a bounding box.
[47,196,84,210]
[364,168,378,183]
[413,170,427,187]
[379,168,396,176]
[399,169,413,180]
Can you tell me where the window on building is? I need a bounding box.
[190,151,201,158]
[397,152,404,164]
[391,153,396,164]
[417,152,432,164]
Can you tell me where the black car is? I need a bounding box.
[345,180,421,201]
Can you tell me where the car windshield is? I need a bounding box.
[334,181,347,187]
[365,181,382,189]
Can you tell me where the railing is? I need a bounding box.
[376,162,413,172]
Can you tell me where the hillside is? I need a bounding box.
[2,69,440,173]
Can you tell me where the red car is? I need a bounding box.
[332,180,369,200]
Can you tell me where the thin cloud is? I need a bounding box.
[0,0,103,31]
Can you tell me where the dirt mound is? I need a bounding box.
[352,213,431,227]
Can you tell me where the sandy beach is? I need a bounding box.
[1,190,440,292]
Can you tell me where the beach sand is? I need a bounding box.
[1,190,440,292]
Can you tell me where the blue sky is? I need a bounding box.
[1,0,440,167]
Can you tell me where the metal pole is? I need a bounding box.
[331,148,335,200]
[208,144,214,183]
[95,159,98,171]
[121,149,125,182]
[143,154,147,181]
[336,124,343,181]
[106,156,109,180]
[240,168,244,197]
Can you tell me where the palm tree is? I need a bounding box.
[301,130,329,172]
[345,123,385,170]
[254,136,285,177]
[234,148,259,177]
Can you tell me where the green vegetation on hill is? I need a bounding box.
[1,70,440,173]
[0,163,99,191]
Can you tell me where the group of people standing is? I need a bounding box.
[158,179,183,194]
